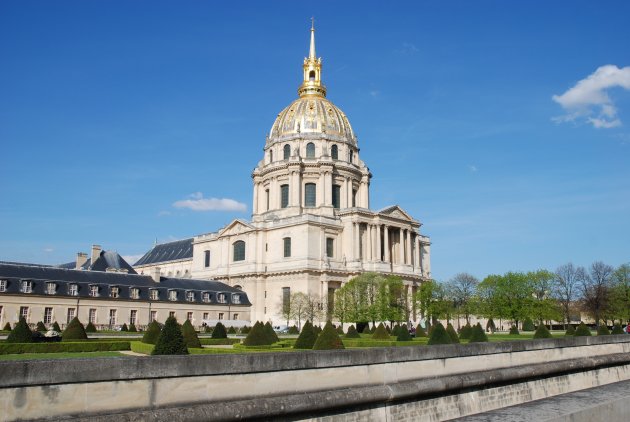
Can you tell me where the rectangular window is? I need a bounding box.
[326,237,334,258]
[0,279,6,292]
[44,307,53,324]
[280,184,289,208]
[21,280,32,293]
[89,285,99,297]
[110,286,119,298]
[218,313,224,320]
[204,250,211,267]
[233,241,245,262]
[332,184,341,209]
[130,288,140,299]
[283,237,291,258]
[89,308,97,324]
[352,189,357,207]
[68,284,78,296]
[218,293,227,303]
[232,294,241,304]
[265,189,270,211]
[202,292,210,303]
[130,310,137,325]
[187,312,193,321]
[186,291,195,302]
[169,311,175,318]
[169,290,177,301]
[46,282,56,295]
[282,287,290,316]
[233,313,239,320]
[150,289,159,300]
[109,309,117,325]
[304,183,316,207]
[20,306,29,320]
[203,312,209,320]
[150,310,157,322]
[67,308,76,323]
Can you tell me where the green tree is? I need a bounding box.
[211,322,227,339]
[533,324,552,339]
[609,264,630,325]
[244,321,272,346]
[522,317,536,331]
[152,316,188,355]
[36,321,47,332]
[85,322,97,333]
[427,322,451,345]
[372,322,390,340]
[574,322,592,336]
[477,272,534,328]
[62,317,88,341]
[446,323,460,343]
[446,272,479,326]
[313,321,344,350]
[553,263,582,328]
[294,321,318,349]
[264,322,279,343]
[7,317,32,343]
[2,322,11,331]
[128,323,137,332]
[459,323,473,340]
[142,320,162,344]
[345,325,360,338]
[396,324,412,341]
[565,324,575,336]
[580,261,614,327]
[52,321,61,331]
[469,323,489,343]
[528,269,561,325]
[181,319,201,348]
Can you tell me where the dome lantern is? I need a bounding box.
[298,19,327,98]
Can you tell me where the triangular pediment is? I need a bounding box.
[217,219,255,237]
[378,205,415,222]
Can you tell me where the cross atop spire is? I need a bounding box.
[298,19,326,97]
[309,17,316,59]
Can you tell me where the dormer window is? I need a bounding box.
[89,285,99,297]
[168,290,178,301]
[217,293,227,304]
[130,288,140,300]
[21,280,32,293]
[150,289,159,300]
[46,282,57,295]
[68,283,78,296]
[0,279,7,292]
[110,286,119,298]
[202,292,210,303]
[232,294,241,304]
[186,291,195,302]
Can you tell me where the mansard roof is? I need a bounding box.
[134,238,193,266]
[58,250,137,274]
[0,263,250,306]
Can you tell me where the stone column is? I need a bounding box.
[317,173,325,206]
[406,229,412,265]
[419,242,424,276]
[324,171,332,206]
[384,226,390,262]
[344,178,350,208]
[252,182,259,214]
[354,222,361,260]
[415,235,420,269]
[399,227,405,264]
[376,224,382,261]
[366,224,372,261]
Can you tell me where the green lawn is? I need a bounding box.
[0,351,127,361]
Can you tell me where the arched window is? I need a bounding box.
[280,184,289,208]
[306,142,315,158]
[309,70,316,81]
[331,144,338,160]
[332,184,341,209]
[233,241,245,262]
[234,285,242,291]
[349,150,354,163]
[283,144,290,160]
[304,183,316,207]
[269,149,273,163]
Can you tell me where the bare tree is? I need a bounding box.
[447,272,479,327]
[581,261,614,327]
[553,263,581,328]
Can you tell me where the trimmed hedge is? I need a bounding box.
[36,321,47,332]
[62,317,88,341]
[469,323,489,343]
[152,316,188,355]
[240,326,251,334]
[574,322,592,336]
[428,322,451,345]
[509,325,520,335]
[227,326,237,335]
[294,321,317,349]
[392,324,402,337]
[396,324,412,341]
[372,323,390,340]
[212,322,228,339]
[288,325,299,335]
[142,320,162,344]
[459,323,472,340]
[565,324,575,336]
[446,323,460,344]
[85,322,97,333]
[345,325,361,339]
[264,322,279,343]
[121,323,129,332]
[415,324,427,337]
[7,317,33,343]
[128,323,137,332]
[342,339,398,348]
[199,338,241,345]
[533,324,552,339]
[313,321,345,350]
[244,321,272,346]
[181,319,202,348]
[3,322,11,331]
[612,324,624,335]
[0,341,130,355]
[522,317,535,332]
[597,325,610,336]
[52,322,61,332]
[130,341,154,355]
[361,325,372,335]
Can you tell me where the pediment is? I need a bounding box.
[217,219,255,237]
[378,205,414,222]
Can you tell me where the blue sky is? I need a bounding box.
[1,1,629,281]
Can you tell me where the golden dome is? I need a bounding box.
[268,96,356,145]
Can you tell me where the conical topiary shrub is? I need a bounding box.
[212,322,227,339]
[36,321,46,332]
[152,316,188,355]
[181,319,201,348]
[3,322,11,331]
[428,322,451,345]
[345,325,361,339]
[415,324,427,337]
[62,317,88,341]
[446,323,460,344]
[288,325,299,334]
[121,323,129,332]
[533,324,552,339]
[486,318,496,333]
[7,317,33,343]
[313,325,322,335]
[372,322,390,340]
[385,325,392,334]
[392,324,402,337]
[244,321,272,346]
[469,323,489,343]
[294,320,318,349]
[204,325,212,333]
[240,325,250,334]
[362,325,371,335]
[52,321,61,332]
[128,323,137,332]
[397,324,412,341]
[611,324,624,335]
[597,325,610,336]
[336,325,344,335]
[574,322,592,336]
[85,322,97,333]
[509,325,520,335]
[313,321,345,350]
[522,317,535,331]
[142,320,162,344]
[227,326,237,335]
[565,324,575,336]
[459,323,473,340]
[264,322,279,343]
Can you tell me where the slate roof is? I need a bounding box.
[134,238,193,266]
[0,263,250,306]
[57,251,137,274]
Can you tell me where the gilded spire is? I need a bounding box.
[298,19,327,98]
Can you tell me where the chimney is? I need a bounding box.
[151,267,161,283]
[91,244,102,265]
[76,252,88,269]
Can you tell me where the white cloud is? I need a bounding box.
[396,42,419,55]
[468,165,478,173]
[552,65,630,128]
[157,210,171,216]
[43,248,54,253]
[173,192,247,212]
[369,90,380,97]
